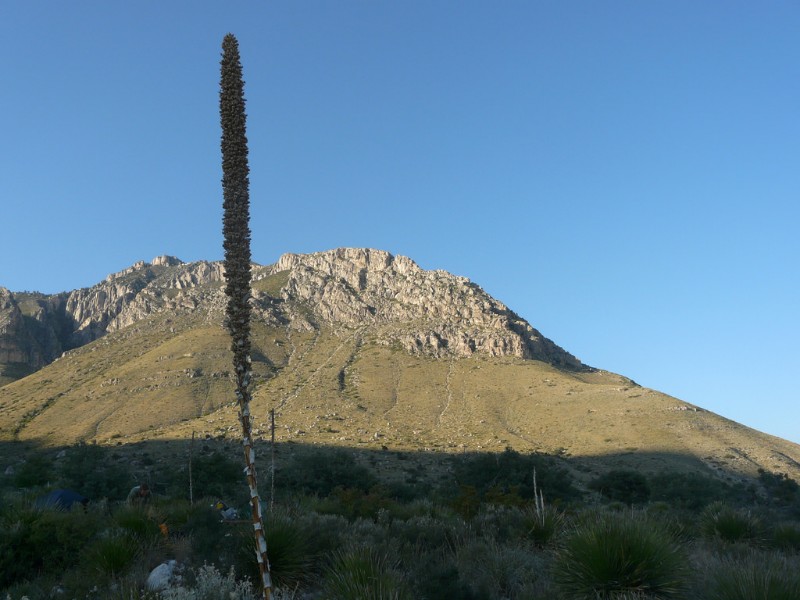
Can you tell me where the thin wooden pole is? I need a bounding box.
[270,408,275,511]
[189,431,195,505]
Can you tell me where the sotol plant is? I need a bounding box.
[220,32,271,598]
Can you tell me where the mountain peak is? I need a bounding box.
[0,248,581,388]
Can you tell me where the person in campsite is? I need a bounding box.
[127,482,151,505]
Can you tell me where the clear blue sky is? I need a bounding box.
[1,2,798,444]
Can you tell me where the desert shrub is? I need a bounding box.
[455,538,544,600]
[649,471,734,510]
[114,504,163,542]
[292,510,349,555]
[168,503,231,566]
[522,503,565,547]
[281,448,377,497]
[234,509,315,589]
[701,550,800,599]
[321,546,412,600]
[0,504,104,588]
[770,521,800,552]
[390,514,465,552]
[178,451,244,503]
[759,469,800,514]
[160,564,257,600]
[700,502,764,544]
[409,550,480,600]
[450,448,580,505]
[59,443,129,500]
[13,453,54,488]
[82,531,140,577]
[552,510,688,599]
[589,469,650,505]
[451,484,481,519]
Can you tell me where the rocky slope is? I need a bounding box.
[0,248,580,386]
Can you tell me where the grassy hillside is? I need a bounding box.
[2,311,798,486]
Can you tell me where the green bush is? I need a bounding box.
[449,448,580,505]
[455,538,544,599]
[114,504,163,542]
[322,546,412,600]
[281,448,377,497]
[552,510,688,599]
[59,443,129,500]
[522,503,565,547]
[410,551,479,600]
[702,551,800,599]
[13,453,54,488]
[589,470,651,505]
[179,451,244,502]
[649,471,734,510]
[83,532,140,577]
[770,522,800,552]
[234,509,315,589]
[759,469,800,512]
[700,502,764,544]
[0,504,104,588]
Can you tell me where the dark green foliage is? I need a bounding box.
[412,554,480,600]
[322,546,412,600]
[114,505,163,542]
[82,532,139,577]
[60,443,129,500]
[702,552,800,600]
[0,505,103,588]
[649,471,735,510]
[180,451,244,502]
[759,469,800,511]
[589,469,651,505]
[281,448,377,497]
[700,501,764,544]
[13,453,54,488]
[449,447,580,505]
[552,511,688,599]
[770,522,800,552]
[522,504,565,547]
[235,510,315,588]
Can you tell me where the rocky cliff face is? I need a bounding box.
[0,248,581,384]
[275,249,580,366]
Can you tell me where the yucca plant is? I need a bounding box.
[321,546,412,600]
[235,510,315,589]
[700,501,764,544]
[219,31,270,598]
[771,521,800,551]
[84,532,140,577]
[701,551,800,600]
[552,510,689,599]
[114,505,163,542]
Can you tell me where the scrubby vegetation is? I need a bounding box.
[2,442,800,599]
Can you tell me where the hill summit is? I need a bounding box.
[0,248,580,386]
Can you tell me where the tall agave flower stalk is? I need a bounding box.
[219,33,272,599]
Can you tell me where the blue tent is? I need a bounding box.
[34,489,88,510]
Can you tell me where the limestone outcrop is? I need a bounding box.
[0,248,582,384]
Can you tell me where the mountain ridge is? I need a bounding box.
[0,248,581,387]
[2,248,798,485]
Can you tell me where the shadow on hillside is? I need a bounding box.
[0,435,777,514]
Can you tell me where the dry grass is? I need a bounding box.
[2,316,800,484]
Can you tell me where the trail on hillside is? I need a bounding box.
[435,359,455,428]
[276,327,365,412]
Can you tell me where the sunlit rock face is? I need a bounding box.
[0,248,581,384]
